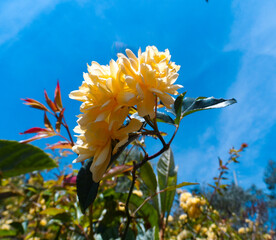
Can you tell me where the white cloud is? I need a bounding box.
[219,0,276,155]
[176,0,276,188]
[0,0,63,45]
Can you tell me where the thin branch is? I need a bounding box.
[61,115,75,146]
[122,107,180,239]
[122,161,137,239]
[123,145,136,164]
[89,205,94,240]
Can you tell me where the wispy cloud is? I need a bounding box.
[176,0,276,188]
[0,0,62,46]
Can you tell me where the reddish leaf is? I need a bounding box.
[241,143,248,148]
[221,165,229,170]
[54,80,63,110]
[20,127,50,135]
[22,98,49,111]
[46,141,72,150]
[55,109,64,133]
[218,158,223,167]
[44,90,58,112]
[102,165,133,180]
[44,112,54,130]
[63,176,77,186]
[20,132,55,144]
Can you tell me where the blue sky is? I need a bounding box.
[1,0,276,189]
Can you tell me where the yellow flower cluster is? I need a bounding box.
[179,192,206,219]
[70,46,182,182]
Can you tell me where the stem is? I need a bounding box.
[89,205,94,240]
[122,161,137,239]
[122,109,180,239]
[62,115,74,146]
[123,145,135,164]
[56,132,71,143]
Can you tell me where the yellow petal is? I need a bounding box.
[90,141,112,182]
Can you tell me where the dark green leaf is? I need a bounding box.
[156,112,175,125]
[77,158,99,213]
[10,222,24,234]
[140,161,157,192]
[0,140,57,178]
[181,97,237,118]
[52,212,72,223]
[157,148,178,215]
[173,93,186,124]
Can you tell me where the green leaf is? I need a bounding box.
[0,230,17,237]
[157,148,178,216]
[156,112,175,125]
[161,181,199,192]
[0,140,57,178]
[40,208,65,216]
[173,93,186,124]
[127,194,159,240]
[77,158,99,213]
[140,161,157,192]
[181,97,237,118]
[137,227,156,240]
[10,222,24,234]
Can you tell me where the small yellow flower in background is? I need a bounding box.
[213,209,219,216]
[2,211,9,216]
[40,218,47,226]
[1,224,11,230]
[29,208,35,215]
[193,224,201,233]
[180,192,192,203]
[168,215,174,222]
[177,229,191,240]
[263,233,272,240]
[245,218,254,229]
[238,227,246,234]
[206,229,217,240]
[201,227,208,235]
[132,190,143,197]
[179,214,187,221]
[39,198,45,205]
[118,202,125,211]
[6,205,12,210]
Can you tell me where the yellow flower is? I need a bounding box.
[70,60,136,124]
[73,111,142,182]
[118,202,125,211]
[168,215,174,222]
[193,224,201,233]
[119,46,182,118]
[263,234,272,240]
[238,227,246,234]
[40,218,47,226]
[132,190,143,197]
[1,224,11,230]
[179,214,187,221]
[177,230,191,240]
[180,192,192,203]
